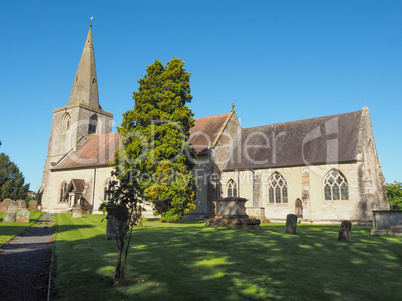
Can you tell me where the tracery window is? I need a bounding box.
[324,169,348,200]
[59,181,67,202]
[62,113,71,131]
[268,172,288,203]
[88,115,98,134]
[227,180,237,197]
[104,178,114,202]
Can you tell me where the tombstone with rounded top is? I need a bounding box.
[8,202,18,212]
[3,211,17,223]
[16,209,30,223]
[16,199,26,209]
[28,200,38,211]
[3,198,13,205]
[285,214,298,234]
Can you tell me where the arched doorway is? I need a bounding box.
[295,199,303,219]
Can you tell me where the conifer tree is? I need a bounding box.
[0,152,29,200]
[117,58,195,222]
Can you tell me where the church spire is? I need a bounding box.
[67,25,100,109]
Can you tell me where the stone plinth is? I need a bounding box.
[206,197,261,229]
[214,197,248,218]
[371,210,402,237]
[16,209,30,223]
[3,211,16,223]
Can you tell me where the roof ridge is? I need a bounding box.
[194,112,231,121]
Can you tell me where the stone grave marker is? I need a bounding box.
[338,220,352,241]
[3,211,17,223]
[72,204,82,218]
[16,199,26,209]
[106,215,128,240]
[3,199,13,206]
[8,202,18,212]
[285,213,298,234]
[16,209,30,223]
[28,200,38,211]
[0,202,8,212]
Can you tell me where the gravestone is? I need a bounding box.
[8,202,18,212]
[3,211,16,223]
[285,214,298,234]
[0,202,8,212]
[28,200,38,211]
[16,209,30,223]
[3,198,13,205]
[72,204,82,218]
[106,215,128,240]
[338,220,352,241]
[16,199,26,209]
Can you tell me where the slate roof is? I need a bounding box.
[223,110,362,171]
[52,132,119,170]
[189,113,231,155]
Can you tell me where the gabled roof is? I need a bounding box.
[52,132,119,170]
[189,112,232,155]
[223,110,363,171]
[63,179,85,199]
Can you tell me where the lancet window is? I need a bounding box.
[227,180,237,198]
[268,172,288,203]
[324,169,348,200]
[59,181,68,202]
[88,115,98,134]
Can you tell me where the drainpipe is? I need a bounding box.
[92,167,96,213]
[250,169,255,206]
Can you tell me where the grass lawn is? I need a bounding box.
[53,214,402,301]
[0,211,42,245]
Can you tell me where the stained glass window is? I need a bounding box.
[323,169,348,201]
[268,173,288,204]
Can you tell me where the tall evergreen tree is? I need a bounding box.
[0,153,29,200]
[117,58,195,222]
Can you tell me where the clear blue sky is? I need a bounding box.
[1,0,401,192]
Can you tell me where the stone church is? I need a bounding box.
[40,26,389,224]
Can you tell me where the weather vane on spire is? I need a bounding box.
[90,16,94,27]
[232,102,235,110]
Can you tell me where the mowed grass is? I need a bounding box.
[0,211,42,245]
[53,213,402,301]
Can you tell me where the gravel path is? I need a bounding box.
[0,213,55,301]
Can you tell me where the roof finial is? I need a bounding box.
[231,102,235,111]
[90,16,93,27]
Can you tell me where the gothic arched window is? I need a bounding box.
[227,180,237,197]
[268,172,288,203]
[324,169,348,200]
[62,113,71,131]
[59,181,67,202]
[88,115,98,134]
[104,178,115,202]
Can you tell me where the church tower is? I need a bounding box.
[40,25,113,201]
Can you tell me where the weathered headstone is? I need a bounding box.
[285,214,298,234]
[0,202,8,212]
[106,215,128,240]
[3,211,17,223]
[338,220,352,241]
[28,200,38,211]
[72,204,82,218]
[16,209,30,223]
[16,199,26,209]
[8,202,18,212]
[3,198,13,205]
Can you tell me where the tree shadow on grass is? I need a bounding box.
[52,222,402,301]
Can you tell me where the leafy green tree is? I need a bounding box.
[0,153,29,201]
[117,58,195,222]
[100,167,143,285]
[386,181,402,211]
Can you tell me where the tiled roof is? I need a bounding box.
[223,110,362,171]
[189,113,231,155]
[52,132,119,170]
